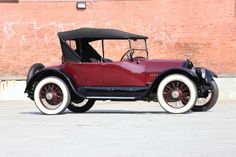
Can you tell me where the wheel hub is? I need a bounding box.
[171,90,180,99]
[46,93,53,100]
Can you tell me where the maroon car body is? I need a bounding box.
[25,28,218,114]
[62,60,184,86]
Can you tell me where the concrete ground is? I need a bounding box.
[0,101,235,157]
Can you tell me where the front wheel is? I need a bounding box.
[192,80,219,112]
[67,99,95,113]
[157,74,197,114]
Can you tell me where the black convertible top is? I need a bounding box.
[58,28,148,41]
[58,28,148,63]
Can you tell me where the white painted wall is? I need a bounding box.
[0,78,235,101]
[0,81,28,101]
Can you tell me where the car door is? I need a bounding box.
[121,60,147,86]
[63,62,103,86]
[101,62,124,86]
[101,60,146,86]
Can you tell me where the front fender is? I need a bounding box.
[148,67,199,95]
[25,68,80,99]
[206,68,217,78]
[194,67,217,78]
[194,67,217,86]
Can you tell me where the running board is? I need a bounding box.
[86,96,136,100]
[78,86,149,99]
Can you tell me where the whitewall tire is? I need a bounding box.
[34,77,71,115]
[157,74,197,114]
[67,99,95,113]
[192,79,219,112]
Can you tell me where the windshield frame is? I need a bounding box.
[100,39,149,61]
[127,39,149,60]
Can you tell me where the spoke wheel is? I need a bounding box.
[34,77,71,115]
[195,92,212,106]
[68,99,95,113]
[163,81,191,109]
[71,99,89,107]
[39,83,64,110]
[157,74,197,114]
[192,80,219,112]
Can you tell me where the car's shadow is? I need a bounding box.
[20,109,169,115]
[86,110,167,114]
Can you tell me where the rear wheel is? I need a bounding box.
[192,80,218,112]
[67,99,95,113]
[34,77,71,115]
[157,74,197,114]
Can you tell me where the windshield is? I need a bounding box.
[89,39,148,62]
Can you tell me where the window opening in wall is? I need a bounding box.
[235,0,236,17]
[0,0,18,3]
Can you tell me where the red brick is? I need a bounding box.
[0,0,235,78]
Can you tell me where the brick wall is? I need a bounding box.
[0,0,235,79]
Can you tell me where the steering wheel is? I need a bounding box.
[120,49,134,61]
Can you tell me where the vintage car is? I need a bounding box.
[25,28,218,115]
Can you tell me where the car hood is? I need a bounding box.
[142,59,185,74]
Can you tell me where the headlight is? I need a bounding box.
[201,68,206,79]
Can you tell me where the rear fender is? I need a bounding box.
[25,68,81,99]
